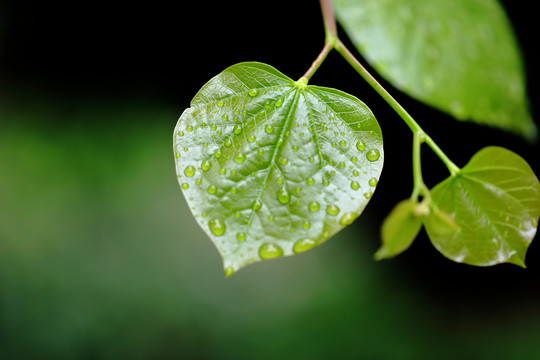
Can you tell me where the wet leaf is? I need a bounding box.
[423,147,540,267]
[375,199,422,260]
[333,0,536,139]
[173,62,383,274]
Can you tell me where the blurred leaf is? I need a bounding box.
[375,199,422,260]
[333,0,536,139]
[173,62,383,274]
[424,146,540,267]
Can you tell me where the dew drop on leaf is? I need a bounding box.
[339,212,358,226]
[259,243,284,259]
[184,165,196,177]
[356,141,366,151]
[293,238,317,254]
[234,152,246,164]
[181,183,189,190]
[208,185,217,195]
[251,199,262,211]
[308,201,320,212]
[209,219,226,236]
[326,205,340,216]
[351,181,360,190]
[369,177,378,186]
[201,160,212,171]
[265,124,274,134]
[248,89,259,97]
[277,187,290,204]
[236,232,246,242]
[366,149,381,161]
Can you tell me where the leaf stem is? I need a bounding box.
[334,40,460,176]
[301,40,334,81]
[320,0,338,39]
[411,132,427,201]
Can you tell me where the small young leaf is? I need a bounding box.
[375,199,422,260]
[423,147,540,267]
[333,0,536,139]
[174,62,383,274]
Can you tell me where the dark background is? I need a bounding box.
[1,1,539,359]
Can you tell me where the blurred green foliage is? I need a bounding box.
[1,96,540,360]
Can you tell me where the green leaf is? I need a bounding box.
[423,146,540,267]
[375,199,422,260]
[333,0,536,139]
[173,62,383,274]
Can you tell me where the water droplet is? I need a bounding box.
[217,100,224,107]
[222,114,229,121]
[366,149,380,162]
[339,212,358,226]
[184,165,196,177]
[351,157,358,163]
[224,138,233,147]
[195,178,202,185]
[339,140,347,147]
[234,152,246,164]
[181,183,189,190]
[369,177,378,187]
[364,191,373,199]
[277,187,290,205]
[276,176,284,185]
[322,179,330,186]
[233,124,242,134]
[177,131,184,137]
[356,141,366,151]
[351,181,360,190]
[309,156,316,163]
[248,89,259,97]
[236,232,246,242]
[302,220,311,229]
[208,185,217,194]
[308,201,320,212]
[326,204,340,216]
[251,199,262,211]
[307,177,315,186]
[292,145,299,152]
[265,124,274,134]
[259,243,283,259]
[186,125,194,132]
[275,99,283,107]
[353,170,359,176]
[268,215,275,222]
[210,124,217,131]
[209,219,226,236]
[201,160,212,171]
[214,150,222,159]
[293,238,316,253]
[248,135,256,143]
[224,267,234,276]
[339,162,345,168]
[230,187,238,194]
[280,157,288,165]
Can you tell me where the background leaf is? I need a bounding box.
[375,199,422,260]
[174,62,383,274]
[333,0,536,139]
[424,146,540,267]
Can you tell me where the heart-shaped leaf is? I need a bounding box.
[174,62,383,275]
[333,0,536,139]
[375,199,423,260]
[423,146,540,267]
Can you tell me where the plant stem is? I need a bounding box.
[301,40,334,81]
[334,40,460,176]
[320,0,337,39]
[411,132,427,200]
